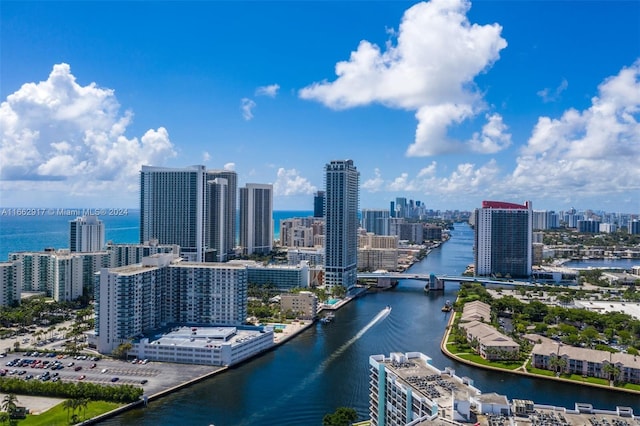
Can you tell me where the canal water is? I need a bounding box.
[104,223,639,426]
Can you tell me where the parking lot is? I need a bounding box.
[1,351,224,397]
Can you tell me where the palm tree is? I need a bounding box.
[1,394,18,418]
[79,398,89,420]
[62,399,74,423]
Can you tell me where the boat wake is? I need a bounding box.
[236,306,391,425]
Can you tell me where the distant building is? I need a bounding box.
[578,219,601,233]
[286,247,324,267]
[239,183,274,256]
[629,220,640,235]
[0,262,21,306]
[324,160,359,289]
[361,209,390,236]
[313,190,325,218]
[69,216,105,252]
[279,217,324,248]
[474,200,532,278]
[280,291,317,320]
[423,224,443,241]
[231,260,310,291]
[206,169,238,261]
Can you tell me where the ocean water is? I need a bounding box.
[0,209,313,261]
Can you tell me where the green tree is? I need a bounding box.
[1,394,18,419]
[322,407,358,426]
[111,342,133,360]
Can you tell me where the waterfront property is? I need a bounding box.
[370,352,639,426]
[129,326,275,367]
[93,254,248,354]
[369,351,500,425]
[531,336,640,384]
[474,200,533,279]
[459,320,519,361]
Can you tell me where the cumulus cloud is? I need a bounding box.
[468,113,512,153]
[360,160,502,200]
[223,162,236,171]
[273,168,317,196]
[537,78,568,103]
[362,168,384,192]
[255,84,280,98]
[512,60,640,198]
[0,63,176,197]
[241,98,256,120]
[299,0,507,156]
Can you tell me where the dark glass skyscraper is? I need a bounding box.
[324,160,359,289]
[474,200,532,278]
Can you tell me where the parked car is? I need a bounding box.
[110,377,119,382]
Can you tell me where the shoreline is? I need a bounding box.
[77,319,317,425]
[439,309,640,398]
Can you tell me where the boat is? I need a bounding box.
[320,313,335,324]
[441,300,452,312]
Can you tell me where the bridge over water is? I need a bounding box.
[356,272,534,291]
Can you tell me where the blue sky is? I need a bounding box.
[1,0,639,213]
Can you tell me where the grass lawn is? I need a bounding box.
[456,353,522,370]
[620,382,640,392]
[20,400,122,426]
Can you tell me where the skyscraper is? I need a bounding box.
[206,177,231,262]
[140,165,207,262]
[239,183,273,256]
[207,169,238,260]
[474,200,532,278]
[324,159,359,289]
[313,191,325,218]
[361,209,390,236]
[69,215,105,252]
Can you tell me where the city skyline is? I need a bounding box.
[1,1,639,213]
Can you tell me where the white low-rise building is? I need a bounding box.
[129,326,274,366]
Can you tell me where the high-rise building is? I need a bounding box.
[207,169,238,260]
[324,159,359,289]
[206,177,230,262]
[140,165,208,262]
[313,191,325,218]
[69,215,105,252]
[474,200,532,278]
[629,220,640,235]
[95,254,248,354]
[239,183,273,256]
[361,209,390,236]
[394,197,407,218]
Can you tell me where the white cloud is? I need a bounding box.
[255,84,280,98]
[468,113,512,153]
[512,60,640,198]
[299,0,507,157]
[203,151,211,162]
[537,78,568,103]
[0,63,176,198]
[241,98,256,120]
[273,168,317,196]
[362,168,384,192]
[387,173,410,192]
[223,162,235,171]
